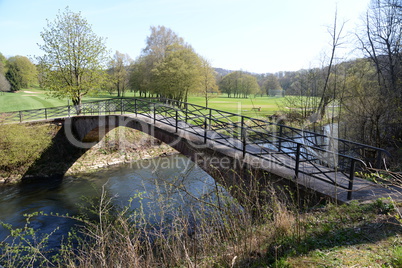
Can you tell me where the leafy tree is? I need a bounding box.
[263,74,282,96]
[37,7,109,113]
[128,56,152,97]
[219,71,260,98]
[278,71,297,93]
[0,73,11,94]
[130,26,205,102]
[151,44,202,102]
[0,52,6,75]
[340,59,386,146]
[142,25,186,62]
[6,56,37,89]
[108,51,132,97]
[199,57,219,107]
[219,72,237,97]
[240,75,260,97]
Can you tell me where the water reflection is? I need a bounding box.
[0,155,223,250]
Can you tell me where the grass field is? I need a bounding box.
[0,89,284,116]
[187,95,284,117]
[0,88,68,112]
[0,88,122,113]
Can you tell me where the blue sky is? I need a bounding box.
[0,0,370,73]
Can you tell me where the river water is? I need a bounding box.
[0,155,223,253]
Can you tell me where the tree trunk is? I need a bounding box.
[72,97,82,115]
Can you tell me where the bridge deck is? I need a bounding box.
[134,113,402,204]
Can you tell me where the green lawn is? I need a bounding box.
[0,88,68,112]
[0,88,122,113]
[0,89,284,116]
[188,95,284,117]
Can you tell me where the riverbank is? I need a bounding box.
[64,127,178,175]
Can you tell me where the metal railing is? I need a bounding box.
[1,97,391,200]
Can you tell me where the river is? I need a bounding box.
[0,154,225,254]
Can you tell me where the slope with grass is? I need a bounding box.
[0,89,68,112]
[0,88,126,113]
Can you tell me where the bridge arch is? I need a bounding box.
[22,115,295,210]
[54,114,378,206]
[19,97,398,204]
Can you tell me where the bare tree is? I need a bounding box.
[355,0,402,146]
[357,0,402,96]
[315,10,346,121]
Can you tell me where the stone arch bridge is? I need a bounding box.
[3,98,399,203]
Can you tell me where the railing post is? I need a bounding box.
[204,117,208,144]
[208,109,212,130]
[241,116,245,139]
[175,110,178,133]
[347,159,356,200]
[45,108,47,120]
[241,116,246,158]
[153,103,156,124]
[295,143,301,179]
[185,104,188,123]
[134,99,137,116]
[19,111,22,122]
[278,125,283,151]
[68,102,71,117]
[120,98,124,115]
[375,151,383,169]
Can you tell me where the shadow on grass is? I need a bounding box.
[21,124,89,185]
[235,204,402,267]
